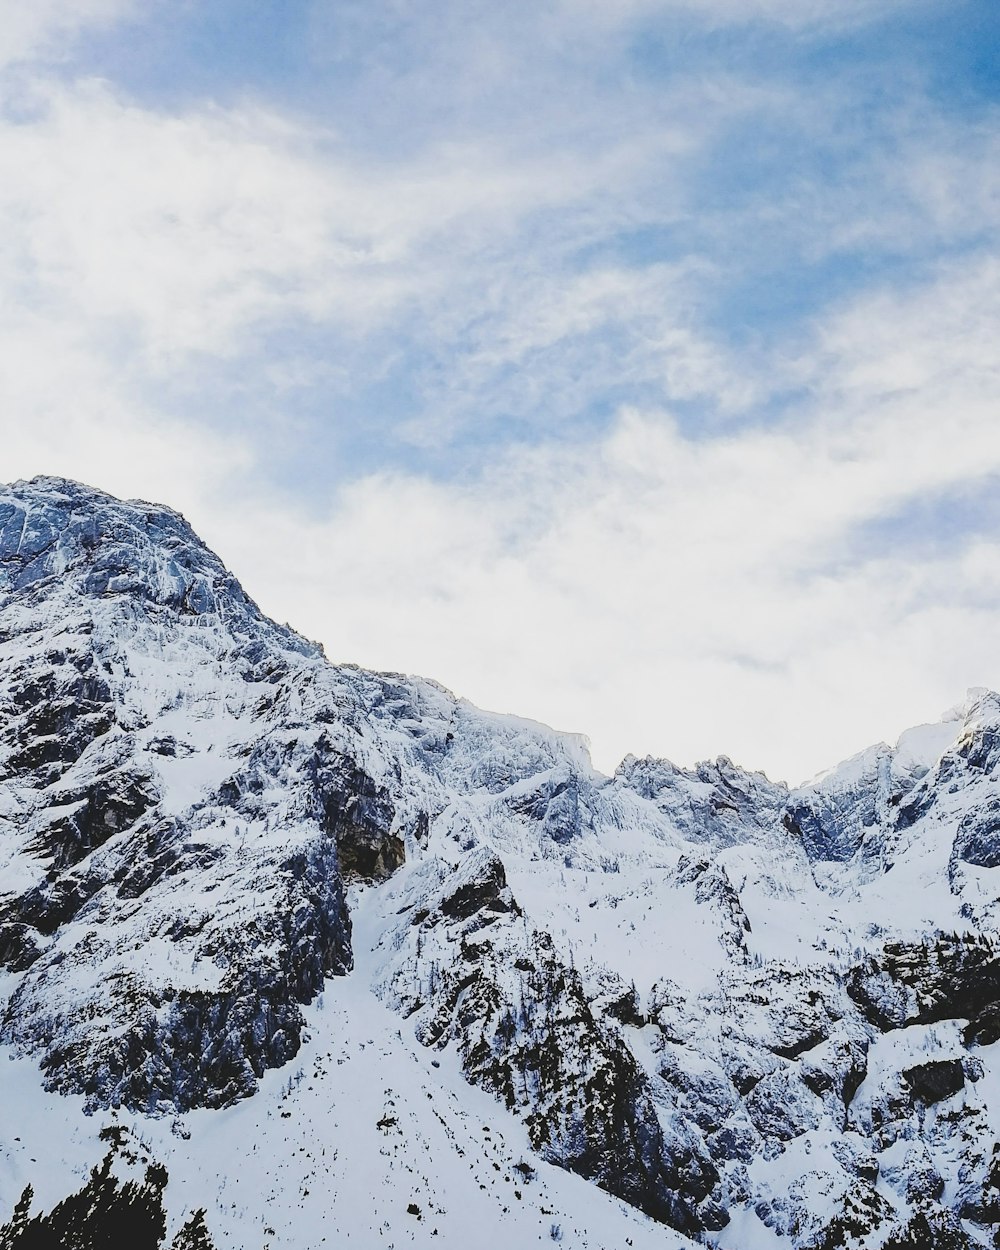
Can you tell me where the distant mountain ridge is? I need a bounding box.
[1,476,999,1249]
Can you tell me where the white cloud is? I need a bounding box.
[0,78,674,374]
[179,251,1000,786]
[0,0,137,69]
[0,308,246,523]
[0,82,399,365]
[812,258,1000,405]
[400,260,759,446]
[0,4,997,789]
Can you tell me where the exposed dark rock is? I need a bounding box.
[965,1002,1000,1046]
[657,1043,737,1134]
[707,1117,761,1164]
[800,1184,898,1250]
[893,779,939,832]
[952,798,1000,869]
[954,724,1000,774]
[848,933,1000,1038]
[783,789,877,864]
[965,1143,1000,1224]
[314,753,402,881]
[881,1209,976,1250]
[675,856,752,959]
[800,1035,869,1118]
[1,835,351,1111]
[34,767,157,870]
[903,1059,965,1104]
[595,979,645,1028]
[744,1067,823,1141]
[506,768,584,843]
[437,850,517,922]
[780,740,931,870]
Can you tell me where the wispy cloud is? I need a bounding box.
[1,0,998,781]
[0,77,681,363]
[186,245,1000,783]
[0,0,138,69]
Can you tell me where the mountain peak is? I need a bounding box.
[0,476,299,651]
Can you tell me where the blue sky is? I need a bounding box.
[2,0,999,780]
[63,0,1000,473]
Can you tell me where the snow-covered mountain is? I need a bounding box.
[1,476,999,1249]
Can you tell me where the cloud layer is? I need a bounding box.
[2,0,998,782]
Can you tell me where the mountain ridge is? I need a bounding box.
[1,476,999,1249]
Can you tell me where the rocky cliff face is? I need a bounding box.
[1,477,1000,1249]
[0,478,407,1111]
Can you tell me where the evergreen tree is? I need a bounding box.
[170,1209,215,1250]
[0,1187,33,1250]
[0,1151,193,1250]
